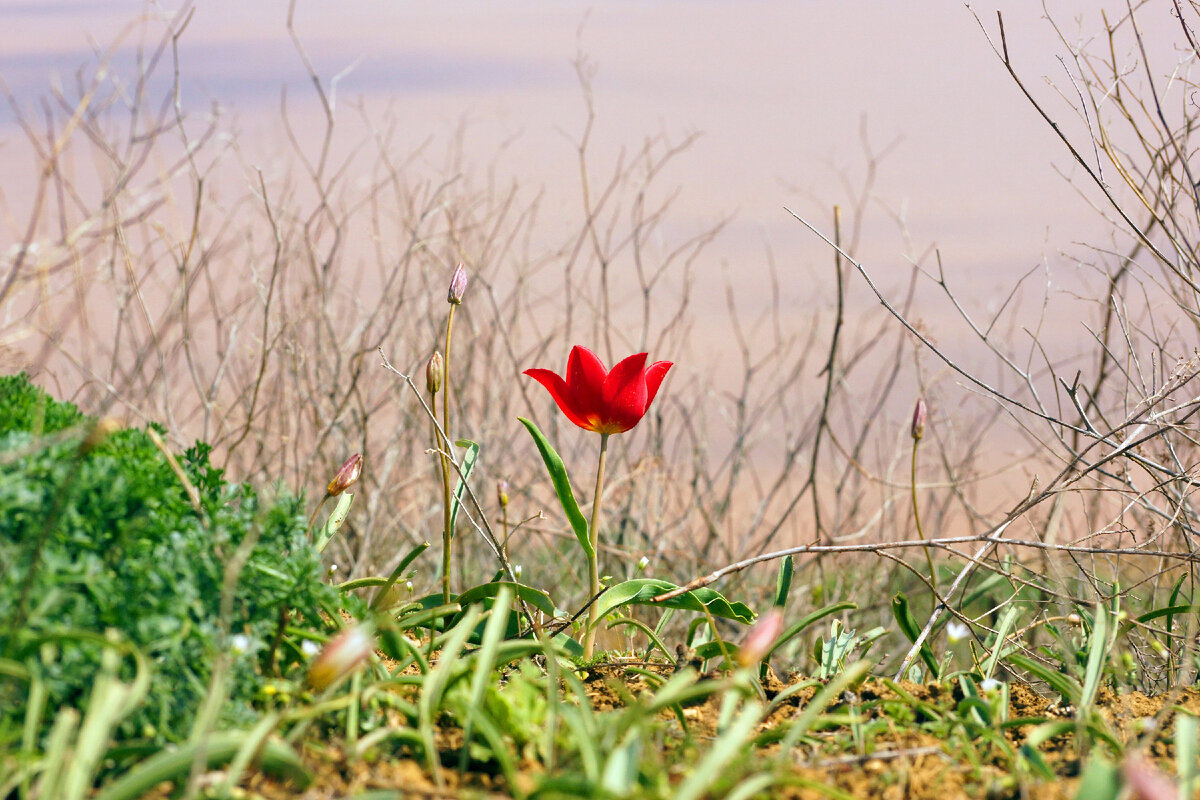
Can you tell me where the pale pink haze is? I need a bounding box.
[738,608,785,667]
[1122,756,1178,800]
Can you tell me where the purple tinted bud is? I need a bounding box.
[911,398,927,441]
[327,453,362,496]
[447,263,468,305]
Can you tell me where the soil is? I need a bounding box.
[141,663,1200,799]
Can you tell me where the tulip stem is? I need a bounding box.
[583,432,610,661]
[440,305,458,605]
[305,494,329,543]
[911,437,938,593]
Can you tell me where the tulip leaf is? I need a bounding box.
[315,491,354,553]
[448,438,480,536]
[891,593,939,679]
[452,581,557,619]
[773,555,794,608]
[594,579,754,624]
[518,417,592,559]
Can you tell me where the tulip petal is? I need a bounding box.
[644,360,673,410]
[523,368,597,432]
[602,352,650,432]
[566,345,609,423]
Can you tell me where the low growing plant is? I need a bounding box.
[0,373,338,747]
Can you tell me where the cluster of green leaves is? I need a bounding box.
[0,374,337,746]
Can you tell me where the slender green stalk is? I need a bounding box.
[911,438,938,593]
[582,432,611,660]
[500,506,510,561]
[304,495,328,542]
[440,305,458,604]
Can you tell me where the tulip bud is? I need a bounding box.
[1123,756,1178,800]
[426,351,444,394]
[737,608,784,668]
[497,480,509,509]
[306,625,374,691]
[447,263,468,305]
[911,398,927,441]
[327,453,362,496]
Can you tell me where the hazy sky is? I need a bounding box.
[0,1,1159,341]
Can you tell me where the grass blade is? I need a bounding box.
[459,586,512,771]
[675,700,763,800]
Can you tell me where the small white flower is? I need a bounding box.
[230,634,252,655]
[947,622,969,643]
[329,564,339,575]
[637,556,650,571]
[512,565,523,580]
[980,678,1003,694]
[301,640,321,658]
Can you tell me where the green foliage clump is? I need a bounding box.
[0,374,337,744]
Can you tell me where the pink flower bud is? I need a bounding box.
[327,453,362,496]
[911,398,927,441]
[426,351,444,394]
[1122,756,1177,800]
[497,480,509,508]
[447,263,468,305]
[306,625,374,690]
[737,608,784,668]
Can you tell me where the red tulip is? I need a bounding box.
[524,346,672,435]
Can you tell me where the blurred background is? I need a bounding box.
[0,1,1180,601]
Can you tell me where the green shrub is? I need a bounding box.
[0,374,338,744]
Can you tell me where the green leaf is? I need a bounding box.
[1136,604,1197,625]
[601,728,643,795]
[1176,712,1198,792]
[982,606,1020,680]
[448,439,479,535]
[1080,602,1111,714]
[93,732,310,800]
[452,581,556,619]
[315,491,354,553]
[518,417,591,559]
[460,586,512,772]
[593,579,754,624]
[1073,756,1120,800]
[773,555,794,608]
[891,593,939,678]
[370,541,430,610]
[1006,654,1081,706]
